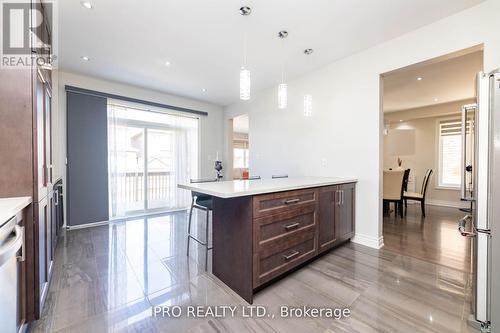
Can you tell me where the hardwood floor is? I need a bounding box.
[29,208,476,333]
[384,204,472,272]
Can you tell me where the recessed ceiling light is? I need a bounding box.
[165,60,171,66]
[434,97,439,102]
[202,88,207,92]
[304,48,314,55]
[80,1,93,9]
[239,6,252,16]
[81,56,90,61]
[417,77,423,81]
[278,31,288,39]
[399,119,403,122]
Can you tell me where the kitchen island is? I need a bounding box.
[178,177,357,303]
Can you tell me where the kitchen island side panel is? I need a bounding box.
[212,196,254,303]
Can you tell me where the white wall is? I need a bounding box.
[224,0,500,249]
[52,71,224,223]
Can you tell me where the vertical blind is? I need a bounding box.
[66,92,109,226]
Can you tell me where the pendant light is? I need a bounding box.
[303,48,314,116]
[239,6,251,100]
[304,94,312,117]
[277,30,288,109]
[240,67,250,100]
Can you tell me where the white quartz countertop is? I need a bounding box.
[178,177,357,198]
[0,197,32,224]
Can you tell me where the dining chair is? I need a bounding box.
[401,169,411,214]
[187,178,216,271]
[402,169,410,191]
[272,174,288,179]
[383,170,405,218]
[404,169,433,217]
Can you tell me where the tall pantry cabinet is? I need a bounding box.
[0,0,58,322]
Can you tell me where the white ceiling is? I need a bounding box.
[233,114,249,134]
[58,0,485,106]
[383,50,483,112]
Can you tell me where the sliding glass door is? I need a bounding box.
[146,128,174,210]
[108,103,198,218]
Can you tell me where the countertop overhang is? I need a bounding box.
[178,177,357,198]
[0,196,32,224]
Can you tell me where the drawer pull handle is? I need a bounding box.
[284,198,300,205]
[284,222,300,230]
[283,250,300,261]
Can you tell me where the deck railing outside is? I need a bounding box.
[116,171,173,205]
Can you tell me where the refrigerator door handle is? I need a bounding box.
[461,104,477,201]
[458,215,475,237]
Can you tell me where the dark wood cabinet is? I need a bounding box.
[318,186,338,253]
[253,204,319,287]
[33,67,54,319]
[34,192,55,316]
[213,182,356,304]
[0,0,54,322]
[34,69,52,202]
[252,184,355,287]
[336,183,355,242]
[318,183,355,254]
[252,188,317,218]
[34,198,49,313]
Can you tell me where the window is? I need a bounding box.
[233,138,249,169]
[233,148,249,168]
[437,117,472,188]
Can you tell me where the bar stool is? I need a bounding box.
[272,174,288,179]
[187,178,216,271]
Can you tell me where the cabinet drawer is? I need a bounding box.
[258,223,316,257]
[254,235,316,287]
[255,205,316,244]
[253,188,318,218]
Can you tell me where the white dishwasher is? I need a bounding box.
[0,216,24,333]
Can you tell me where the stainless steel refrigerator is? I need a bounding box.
[459,70,500,332]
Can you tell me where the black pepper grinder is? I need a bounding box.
[214,160,223,181]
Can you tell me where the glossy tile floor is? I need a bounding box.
[30,208,477,333]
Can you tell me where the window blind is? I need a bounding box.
[439,119,462,136]
[438,116,474,188]
[233,139,248,149]
[439,117,474,136]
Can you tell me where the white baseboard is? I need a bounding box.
[66,220,109,230]
[421,199,469,209]
[351,233,384,249]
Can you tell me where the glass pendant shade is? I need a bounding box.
[278,83,287,109]
[304,94,312,117]
[240,67,251,100]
